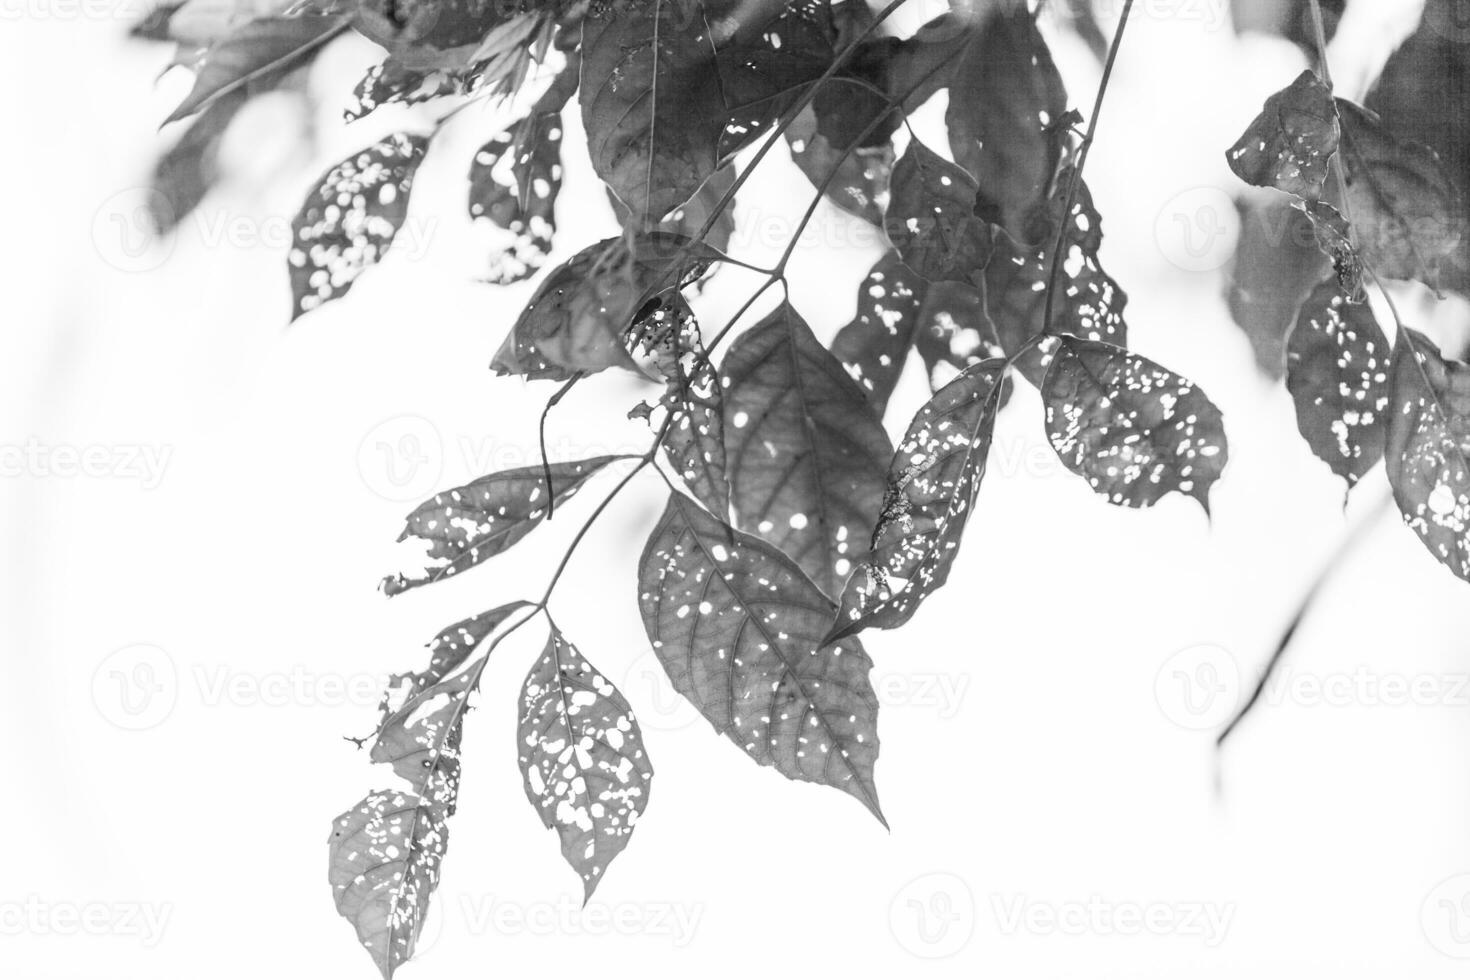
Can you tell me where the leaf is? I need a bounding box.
[381,456,625,596]
[345,59,466,124]
[1337,98,1466,293]
[912,277,1006,395]
[611,165,738,262]
[637,492,884,822]
[944,3,1069,237]
[713,0,836,159]
[883,138,994,284]
[517,624,654,899]
[468,66,575,285]
[1225,69,1340,200]
[1296,199,1366,301]
[829,360,1008,642]
[721,301,893,597]
[329,789,449,980]
[1285,277,1390,486]
[983,171,1128,381]
[165,14,349,123]
[1385,328,1470,582]
[149,89,249,233]
[629,294,731,518]
[491,233,718,381]
[1042,338,1229,511]
[287,133,429,321]
[786,106,894,226]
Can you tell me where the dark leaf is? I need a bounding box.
[468,66,576,284]
[831,253,925,415]
[1042,338,1229,511]
[287,133,429,321]
[491,233,718,381]
[165,14,349,123]
[1296,198,1366,301]
[829,359,1008,642]
[912,276,1006,395]
[381,457,624,596]
[1337,98,1466,293]
[1285,277,1390,485]
[517,624,654,899]
[637,492,884,822]
[713,0,836,159]
[345,59,466,123]
[786,105,894,226]
[1385,328,1470,581]
[722,301,893,597]
[1226,69,1339,200]
[884,138,994,283]
[945,4,1070,237]
[611,165,738,263]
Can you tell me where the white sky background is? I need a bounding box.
[5,1,1470,977]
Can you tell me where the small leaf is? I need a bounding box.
[468,67,575,285]
[1285,277,1390,486]
[786,106,894,226]
[945,4,1070,236]
[149,89,249,233]
[1337,98,1466,293]
[491,234,716,381]
[382,457,624,596]
[883,138,994,283]
[829,359,1008,642]
[328,789,449,980]
[831,253,926,414]
[1296,199,1366,301]
[637,492,884,822]
[287,133,428,321]
[1042,338,1229,511]
[165,14,349,123]
[346,59,466,124]
[1226,69,1340,200]
[722,301,893,597]
[517,624,654,899]
[1385,328,1470,582]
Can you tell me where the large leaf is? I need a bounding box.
[883,138,993,284]
[829,360,1008,642]
[287,133,428,321]
[944,4,1069,237]
[468,65,575,285]
[382,456,625,596]
[1042,338,1229,511]
[491,233,718,381]
[517,624,654,899]
[328,789,449,980]
[1225,69,1340,200]
[1285,277,1390,486]
[637,492,884,822]
[165,13,349,123]
[1337,99,1466,294]
[721,301,893,597]
[1385,328,1470,582]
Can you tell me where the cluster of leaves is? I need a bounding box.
[1226,67,1470,581]
[135,0,1465,977]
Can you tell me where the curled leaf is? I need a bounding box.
[1226,69,1340,200]
[637,492,884,823]
[1042,338,1229,511]
[517,625,654,899]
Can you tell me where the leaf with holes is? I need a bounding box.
[288,133,428,321]
[1337,98,1466,293]
[1285,277,1390,486]
[884,138,994,283]
[517,625,654,899]
[1296,199,1366,301]
[637,492,884,822]
[328,789,450,980]
[1042,338,1228,511]
[722,301,893,597]
[1386,328,1470,581]
[1226,69,1339,200]
[381,457,624,596]
[165,14,349,123]
[945,3,1069,237]
[468,66,574,285]
[491,234,717,381]
[829,359,1008,642]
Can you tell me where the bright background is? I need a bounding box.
[6,1,1470,977]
